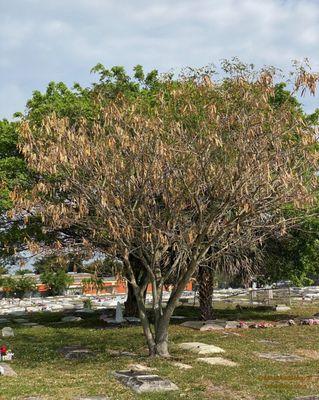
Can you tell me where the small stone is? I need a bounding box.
[20,323,40,327]
[179,342,225,355]
[0,363,17,376]
[0,318,9,324]
[2,327,14,337]
[197,357,238,367]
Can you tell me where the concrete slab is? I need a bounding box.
[197,357,238,367]
[179,342,225,355]
[114,370,178,393]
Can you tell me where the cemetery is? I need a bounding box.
[0,296,319,399]
[1,1,319,399]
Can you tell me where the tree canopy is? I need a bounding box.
[17,61,318,356]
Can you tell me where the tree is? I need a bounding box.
[197,80,319,318]
[40,269,74,296]
[18,61,318,356]
[1,275,37,298]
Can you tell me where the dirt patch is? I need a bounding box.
[295,349,319,360]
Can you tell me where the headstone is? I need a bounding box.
[256,352,305,362]
[114,370,178,393]
[179,342,225,355]
[0,363,17,376]
[2,327,14,337]
[197,357,238,367]
[115,302,124,323]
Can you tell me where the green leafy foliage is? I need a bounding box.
[40,269,74,295]
[1,275,37,298]
[0,120,30,211]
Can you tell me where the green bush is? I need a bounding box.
[40,269,74,296]
[2,275,37,298]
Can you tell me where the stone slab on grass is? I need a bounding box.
[256,352,305,362]
[64,349,95,360]
[197,357,238,367]
[0,363,17,377]
[107,349,137,357]
[180,321,204,330]
[61,316,82,323]
[275,305,291,312]
[172,362,193,370]
[127,364,157,372]
[179,342,225,355]
[114,370,178,394]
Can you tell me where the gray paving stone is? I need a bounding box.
[256,352,305,362]
[179,342,225,354]
[114,370,178,393]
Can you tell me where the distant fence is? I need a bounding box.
[181,286,319,307]
[209,286,319,307]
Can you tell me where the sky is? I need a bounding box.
[0,0,318,119]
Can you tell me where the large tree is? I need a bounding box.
[18,61,318,356]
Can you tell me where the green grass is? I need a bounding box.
[1,303,319,399]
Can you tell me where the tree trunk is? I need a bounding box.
[198,264,214,320]
[124,282,139,317]
[124,254,148,317]
[154,317,170,357]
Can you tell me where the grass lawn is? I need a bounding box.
[1,303,319,399]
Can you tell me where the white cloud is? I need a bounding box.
[0,0,318,118]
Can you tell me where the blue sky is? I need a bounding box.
[0,0,318,119]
